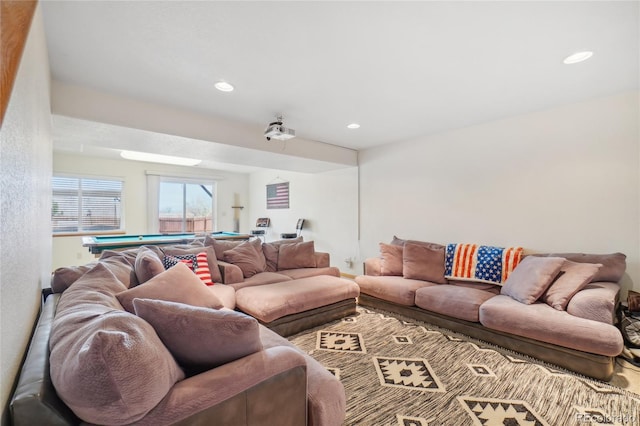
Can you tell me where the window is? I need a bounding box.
[158,179,215,233]
[52,176,123,234]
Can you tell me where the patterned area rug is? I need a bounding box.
[288,307,640,426]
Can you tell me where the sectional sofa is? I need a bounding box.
[356,236,626,380]
[10,238,355,426]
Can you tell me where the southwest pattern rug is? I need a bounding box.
[288,307,640,426]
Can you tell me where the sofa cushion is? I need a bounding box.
[566,282,620,325]
[116,262,224,313]
[228,271,293,291]
[49,263,185,425]
[262,237,303,272]
[277,266,341,280]
[390,236,445,251]
[415,285,495,322]
[500,256,565,304]
[530,252,626,283]
[355,275,437,306]
[133,298,262,371]
[209,283,237,310]
[402,242,447,284]
[379,243,403,276]
[161,246,222,284]
[223,239,267,278]
[277,241,316,270]
[236,276,359,323]
[134,246,165,284]
[479,295,623,356]
[542,260,602,311]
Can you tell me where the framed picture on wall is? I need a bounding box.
[266,182,289,209]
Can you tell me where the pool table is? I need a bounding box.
[82,232,252,255]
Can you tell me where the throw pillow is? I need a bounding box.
[402,242,447,284]
[500,256,565,304]
[163,254,198,270]
[262,236,303,272]
[204,235,244,260]
[542,260,602,311]
[50,311,185,425]
[116,262,224,313]
[161,246,222,283]
[51,263,96,293]
[223,239,267,278]
[134,246,165,284]
[277,241,316,270]
[133,298,262,371]
[379,243,404,276]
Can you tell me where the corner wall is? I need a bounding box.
[0,6,52,420]
[358,91,640,296]
[52,153,250,269]
[248,167,360,275]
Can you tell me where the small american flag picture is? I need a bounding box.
[267,182,289,209]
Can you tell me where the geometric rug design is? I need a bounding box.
[467,364,496,377]
[457,396,549,426]
[373,357,445,392]
[396,414,431,426]
[288,307,640,425]
[316,330,366,353]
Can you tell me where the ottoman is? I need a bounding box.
[235,276,360,336]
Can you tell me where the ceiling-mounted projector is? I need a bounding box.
[265,115,295,141]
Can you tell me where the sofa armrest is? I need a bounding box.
[138,346,308,426]
[364,257,382,276]
[10,294,79,426]
[567,282,620,325]
[217,260,244,284]
[314,252,330,268]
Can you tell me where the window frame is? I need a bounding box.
[51,174,125,237]
[157,176,217,234]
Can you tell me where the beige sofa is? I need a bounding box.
[356,237,626,380]
[11,244,346,426]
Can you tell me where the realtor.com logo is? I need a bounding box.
[576,412,637,424]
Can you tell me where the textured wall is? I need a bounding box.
[0,5,52,417]
[358,92,640,297]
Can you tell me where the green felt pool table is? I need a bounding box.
[82,232,252,255]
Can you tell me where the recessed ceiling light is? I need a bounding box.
[120,150,201,166]
[214,81,234,92]
[563,51,593,64]
[347,123,360,129]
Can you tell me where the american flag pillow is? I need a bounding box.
[163,254,198,271]
[194,251,213,286]
[162,253,213,286]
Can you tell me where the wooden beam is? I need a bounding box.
[0,0,38,128]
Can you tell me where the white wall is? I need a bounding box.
[0,6,52,417]
[359,91,640,297]
[52,153,250,269]
[249,167,360,275]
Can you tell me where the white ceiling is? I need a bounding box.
[42,1,639,171]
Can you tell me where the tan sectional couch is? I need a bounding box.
[356,237,626,380]
[11,238,349,426]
